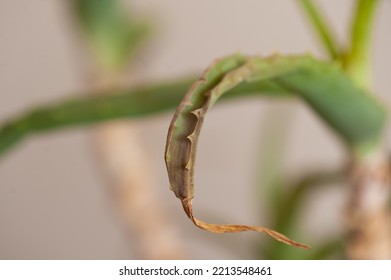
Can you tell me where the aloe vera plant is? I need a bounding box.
[0,0,389,259]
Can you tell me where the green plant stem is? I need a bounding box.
[343,0,379,89]
[0,77,287,159]
[298,0,340,60]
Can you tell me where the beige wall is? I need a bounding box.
[0,0,390,259]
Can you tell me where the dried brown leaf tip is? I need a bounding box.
[182,199,310,249]
[165,54,310,249]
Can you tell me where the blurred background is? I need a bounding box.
[0,0,390,259]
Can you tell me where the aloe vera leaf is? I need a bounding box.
[245,55,388,151]
[165,53,388,248]
[298,0,340,60]
[165,54,247,200]
[0,75,289,159]
[0,78,191,158]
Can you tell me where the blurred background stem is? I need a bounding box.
[343,0,391,259]
[284,0,390,259]
[346,151,391,259]
[68,0,183,259]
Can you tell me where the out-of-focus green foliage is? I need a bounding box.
[298,0,341,60]
[258,170,345,259]
[0,76,291,158]
[73,0,151,70]
[343,0,379,89]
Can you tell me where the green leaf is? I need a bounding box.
[0,75,288,158]
[0,77,193,158]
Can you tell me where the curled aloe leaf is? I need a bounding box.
[165,53,388,248]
